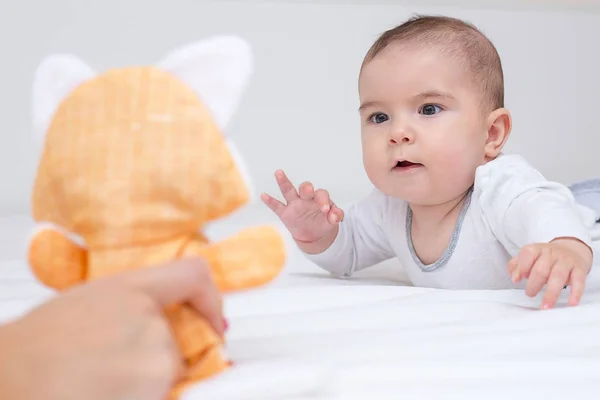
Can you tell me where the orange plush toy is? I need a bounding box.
[28,36,287,398]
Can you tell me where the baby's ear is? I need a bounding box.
[157,36,253,131]
[32,54,96,145]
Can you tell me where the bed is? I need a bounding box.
[2,205,600,399]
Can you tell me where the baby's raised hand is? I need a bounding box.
[261,170,344,254]
[507,238,592,309]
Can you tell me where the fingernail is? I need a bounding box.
[322,204,330,212]
[511,270,520,283]
[223,318,229,332]
[330,214,337,223]
[541,303,550,310]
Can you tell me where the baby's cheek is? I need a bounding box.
[429,148,457,170]
[429,148,475,184]
[362,152,386,183]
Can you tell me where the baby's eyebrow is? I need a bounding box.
[359,91,457,111]
[358,101,380,112]
[414,90,456,101]
[358,90,457,112]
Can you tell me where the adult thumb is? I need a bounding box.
[112,257,224,336]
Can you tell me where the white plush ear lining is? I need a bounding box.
[225,139,256,203]
[32,54,96,144]
[157,36,253,131]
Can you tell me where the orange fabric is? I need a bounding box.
[28,66,286,398]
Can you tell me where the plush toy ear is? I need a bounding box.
[157,36,253,131]
[32,54,96,144]
[225,138,257,202]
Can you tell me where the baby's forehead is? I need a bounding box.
[360,44,476,95]
[368,43,467,74]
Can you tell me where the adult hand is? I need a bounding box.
[0,257,224,400]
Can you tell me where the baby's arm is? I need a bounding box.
[262,170,394,278]
[303,190,395,277]
[477,155,593,306]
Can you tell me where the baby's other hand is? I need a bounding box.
[507,238,593,309]
[261,170,344,253]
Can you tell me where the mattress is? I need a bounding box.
[2,206,600,399]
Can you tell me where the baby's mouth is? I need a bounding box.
[393,160,424,170]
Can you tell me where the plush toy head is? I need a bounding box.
[31,36,256,248]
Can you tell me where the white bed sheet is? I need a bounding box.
[2,207,600,399]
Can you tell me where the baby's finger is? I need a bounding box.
[326,204,345,224]
[525,248,553,297]
[275,170,299,203]
[299,181,315,201]
[541,263,571,309]
[516,244,543,280]
[507,258,519,282]
[327,208,339,224]
[314,188,331,211]
[568,267,586,306]
[261,193,286,216]
[332,205,344,222]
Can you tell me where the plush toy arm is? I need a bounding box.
[27,227,87,291]
[181,226,286,293]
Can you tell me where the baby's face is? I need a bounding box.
[358,45,490,206]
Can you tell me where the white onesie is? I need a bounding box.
[305,154,600,290]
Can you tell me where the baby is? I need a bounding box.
[261,15,600,309]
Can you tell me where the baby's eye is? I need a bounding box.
[420,104,442,116]
[369,113,389,124]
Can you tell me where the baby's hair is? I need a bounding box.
[361,15,504,112]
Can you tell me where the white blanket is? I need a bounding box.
[2,208,600,399]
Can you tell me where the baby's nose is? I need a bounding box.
[389,129,414,144]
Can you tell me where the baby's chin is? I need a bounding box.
[372,179,434,204]
[366,167,445,203]
[382,182,474,208]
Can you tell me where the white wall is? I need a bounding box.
[1,0,599,215]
